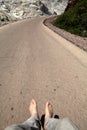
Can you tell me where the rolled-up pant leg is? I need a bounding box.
[5,116,41,130]
[45,118,79,130]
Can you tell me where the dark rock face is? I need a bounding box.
[65,0,79,11]
[40,2,50,14]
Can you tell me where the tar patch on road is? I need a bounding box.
[0,83,2,86]
[11,107,14,111]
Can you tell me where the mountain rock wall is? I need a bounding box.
[0,0,68,26]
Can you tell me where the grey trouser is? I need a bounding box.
[45,118,79,130]
[5,116,79,130]
[5,116,40,130]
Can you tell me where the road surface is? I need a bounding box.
[0,17,87,130]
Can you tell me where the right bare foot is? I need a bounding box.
[45,102,53,120]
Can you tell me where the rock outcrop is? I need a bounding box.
[42,0,68,15]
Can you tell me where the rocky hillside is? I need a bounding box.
[0,0,68,26]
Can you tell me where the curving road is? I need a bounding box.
[0,17,87,130]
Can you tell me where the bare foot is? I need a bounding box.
[29,99,38,118]
[45,102,53,120]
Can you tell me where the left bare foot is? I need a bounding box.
[29,99,38,118]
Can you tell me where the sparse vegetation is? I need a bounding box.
[53,0,87,37]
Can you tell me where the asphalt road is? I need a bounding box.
[0,17,87,130]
